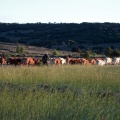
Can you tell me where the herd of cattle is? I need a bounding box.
[0,56,120,66]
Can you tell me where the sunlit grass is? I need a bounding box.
[0,65,120,120]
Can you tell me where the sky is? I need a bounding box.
[0,0,120,23]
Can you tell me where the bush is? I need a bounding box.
[16,46,25,54]
[84,50,90,60]
[53,50,59,56]
[1,52,10,58]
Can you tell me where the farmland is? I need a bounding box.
[0,65,120,120]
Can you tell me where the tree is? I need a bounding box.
[1,52,10,58]
[71,47,82,53]
[66,40,76,48]
[16,46,25,54]
[16,46,20,53]
[105,47,113,57]
[20,47,24,53]
[112,49,120,57]
[53,49,59,56]
[84,50,90,60]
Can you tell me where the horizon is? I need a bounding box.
[1,22,120,24]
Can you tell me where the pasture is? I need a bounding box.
[0,65,120,120]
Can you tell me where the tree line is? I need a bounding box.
[0,22,120,47]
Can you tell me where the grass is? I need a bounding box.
[0,65,120,120]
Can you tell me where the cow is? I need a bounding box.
[6,57,22,66]
[33,58,42,65]
[0,57,6,65]
[112,57,120,65]
[96,59,106,66]
[21,57,35,66]
[66,57,82,64]
[90,59,97,65]
[50,58,61,65]
[80,58,91,65]
[59,57,66,65]
[104,57,112,65]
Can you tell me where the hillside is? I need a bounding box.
[0,42,78,58]
[0,22,120,53]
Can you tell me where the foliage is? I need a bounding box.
[16,45,25,54]
[105,47,113,57]
[71,47,82,53]
[105,47,120,57]
[112,49,120,57]
[53,49,59,56]
[84,50,90,60]
[0,22,120,49]
[90,51,97,57]
[1,52,10,58]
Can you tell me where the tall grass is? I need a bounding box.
[0,65,120,120]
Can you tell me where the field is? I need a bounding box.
[0,65,120,120]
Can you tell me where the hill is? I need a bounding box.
[0,42,78,58]
[0,22,120,53]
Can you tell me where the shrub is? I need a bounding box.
[53,49,59,56]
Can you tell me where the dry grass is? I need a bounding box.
[0,42,78,57]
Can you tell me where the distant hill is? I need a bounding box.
[0,22,120,52]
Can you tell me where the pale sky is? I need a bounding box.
[0,0,120,23]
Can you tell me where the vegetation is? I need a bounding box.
[0,65,120,120]
[1,52,10,58]
[16,45,25,54]
[0,22,120,48]
[105,47,120,57]
[84,50,90,60]
[53,49,59,56]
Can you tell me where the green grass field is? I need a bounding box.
[0,65,120,120]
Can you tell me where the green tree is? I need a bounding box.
[16,46,25,54]
[20,46,24,54]
[84,50,90,60]
[1,52,10,58]
[105,47,113,57]
[16,46,20,53]
[112,49,120,57]
[72,47,82,53]
[53,50,59,56]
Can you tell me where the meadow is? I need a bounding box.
[0,65,120,120]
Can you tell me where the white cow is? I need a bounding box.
[96,59,106,66]
[112,57,120,65]
[59,57,66,65]
[104,57,112,65]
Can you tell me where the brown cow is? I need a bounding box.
[50,58,61,65]
[80,58,91,65]
[21,57,35,66]
[0,57,6,65]
[90,59,97,65]
[33,58,42,65]
[66,57,80,64]
[7,57,22,66]
[53,58,61,65]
